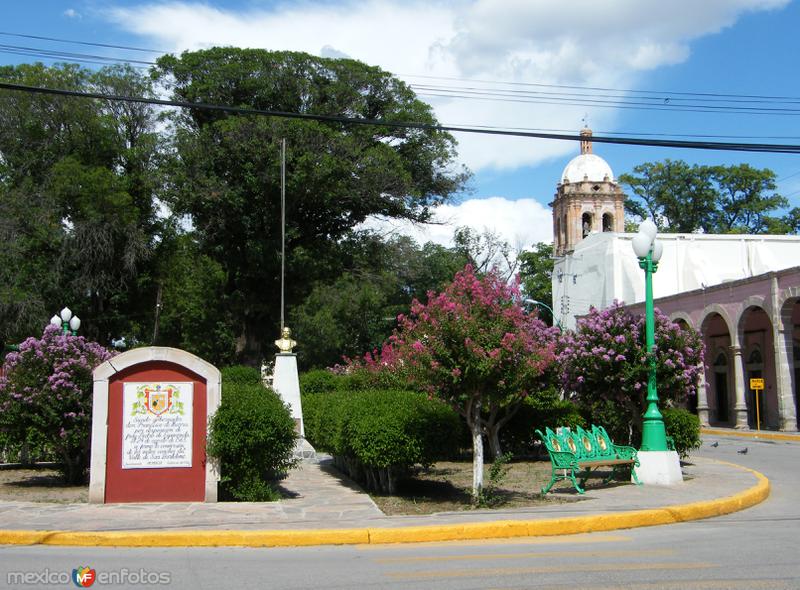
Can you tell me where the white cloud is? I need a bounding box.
[359,197,553,251]
[106,0,789,173]
[64,8,81,19]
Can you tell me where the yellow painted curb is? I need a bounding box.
[0,461,769,548]
[702,427,800,442]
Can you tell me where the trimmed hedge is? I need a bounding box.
[207,382,297,501]
[663,407,702,459]
[303,389,461,493]
[299,369,343,395]
[300,368,417,396]
[220,364,262,385]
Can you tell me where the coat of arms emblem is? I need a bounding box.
[131,383,184,417]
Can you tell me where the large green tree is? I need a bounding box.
[0,63,162,345]
[518,242,554,324]
[154,48,468,362]
[620,160,788,234]
[289,234,468,368]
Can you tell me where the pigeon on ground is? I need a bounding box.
[710,441,719,447]
[737,447,748,455]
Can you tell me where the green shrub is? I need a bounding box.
[299,369,343,395]
[303,389,461,493]
[500,390,585,456]
[207,382,297,501]
[663,407,701,459]
[220,365,262,385]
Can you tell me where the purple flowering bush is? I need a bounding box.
[355,265,559,499]
[0,324,114,483]
[558,301,704,446]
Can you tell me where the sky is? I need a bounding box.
[3,0,800,251]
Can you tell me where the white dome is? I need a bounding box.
[560,153,614,184]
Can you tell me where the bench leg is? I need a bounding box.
[630,464,642,486]
[541,466,560,495]
[570,468,585,494]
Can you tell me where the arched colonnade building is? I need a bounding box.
[624,266,800,432]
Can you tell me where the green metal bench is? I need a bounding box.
[535,425,641,494]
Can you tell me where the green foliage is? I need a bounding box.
[558,302,704,446]
[155,48,469,363]
[290,233,468,369]
[207,382,297,501]
[299,369,343,395]
[302,389,461,493]
[620,160,788,234]
[477,452,513,508]
[663,407,702,459]
[500,388,585,456]
[156,234,237,365]
[0,325,113,483]
[220,365,262,385]
[518,242,555,325]
[0,63,162,346]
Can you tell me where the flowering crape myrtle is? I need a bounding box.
[558,301,703,444]
[358,265,559,498]
[0,324,114,483]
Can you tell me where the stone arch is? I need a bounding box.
[701,309,735,426]
[581,211,593,237]
[699,304,736,342]
[778,290,800,430]
[669,311,694,330]
[737,303,777,429]
[602,212,614,232]
[737,296,772,341]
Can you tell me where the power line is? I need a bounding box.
[0,43,155,66]
[414,89,800,117]
[0,31,165,54]
[410,82,800,106]
[3,80,800,154]
[2,30,798,104]
[402,73,800,103]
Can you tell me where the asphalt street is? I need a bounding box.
[0,433,797,590]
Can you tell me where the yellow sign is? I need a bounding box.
[750,378,765,390]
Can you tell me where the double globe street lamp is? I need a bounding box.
[50,307,81,336]
[631,219,668,452]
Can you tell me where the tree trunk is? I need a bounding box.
[486,424,503,459]
[468,397,484,502]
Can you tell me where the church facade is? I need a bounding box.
[551,130,800,431]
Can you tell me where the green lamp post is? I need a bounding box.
[631,219,668,452]
[50,307,81,336]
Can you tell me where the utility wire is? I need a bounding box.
[3,80,800,154]
[3,30,798,104]
[414,90,800,116]
[410,82,800,106]
[0,31,165,54]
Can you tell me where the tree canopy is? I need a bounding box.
[620,160,790,234]
[154,48,469,362]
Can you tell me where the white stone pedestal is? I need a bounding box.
[272,353,304,437]
[633,450,683,485]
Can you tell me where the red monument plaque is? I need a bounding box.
[89,348,221,503]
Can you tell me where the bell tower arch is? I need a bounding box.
[551,128,625,256]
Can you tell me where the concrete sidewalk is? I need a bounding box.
[0,443,770,546]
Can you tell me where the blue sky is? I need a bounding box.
[2,1,799,248]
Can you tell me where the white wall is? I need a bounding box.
[552,232,800,330]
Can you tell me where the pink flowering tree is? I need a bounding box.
[558,301,704,446]
[361,265,558,500]
[0,324,114,483]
